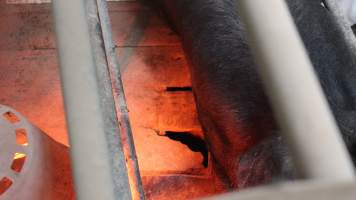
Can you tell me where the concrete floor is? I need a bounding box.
[0,1,226,199]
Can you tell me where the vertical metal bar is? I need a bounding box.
[52,0,132,199]
[94,0,145,199]
[237,0,355,180]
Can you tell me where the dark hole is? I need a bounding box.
[0,177,12,195]
[164,131,208,167]
[2,111,20,124]
[166,87,193,92]
[15,129,28,146]
[11,154,26,173]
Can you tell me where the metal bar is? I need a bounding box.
[206,180,356,200]
[237,0,355,180]
[52,0,132,199]
[94,0,145,199]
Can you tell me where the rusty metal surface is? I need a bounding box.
[96,0,145,199]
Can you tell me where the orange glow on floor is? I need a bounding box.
[0,1,227,199]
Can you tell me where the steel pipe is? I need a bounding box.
[52,0,132,199]
[237,0,355,180]
[95,0,145,199]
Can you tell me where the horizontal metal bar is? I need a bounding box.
[206,180,356,200]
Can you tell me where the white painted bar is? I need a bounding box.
[52,0,132,199]
[237,0,355,180]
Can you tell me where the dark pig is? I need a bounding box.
[149,0,356,188]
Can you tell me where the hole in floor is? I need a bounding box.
[163,131,208,168]
[166,87,193,92]
[15,129,28,146]
[0,177,13,195]
[2,111,20,124]
[11,153,26,173]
